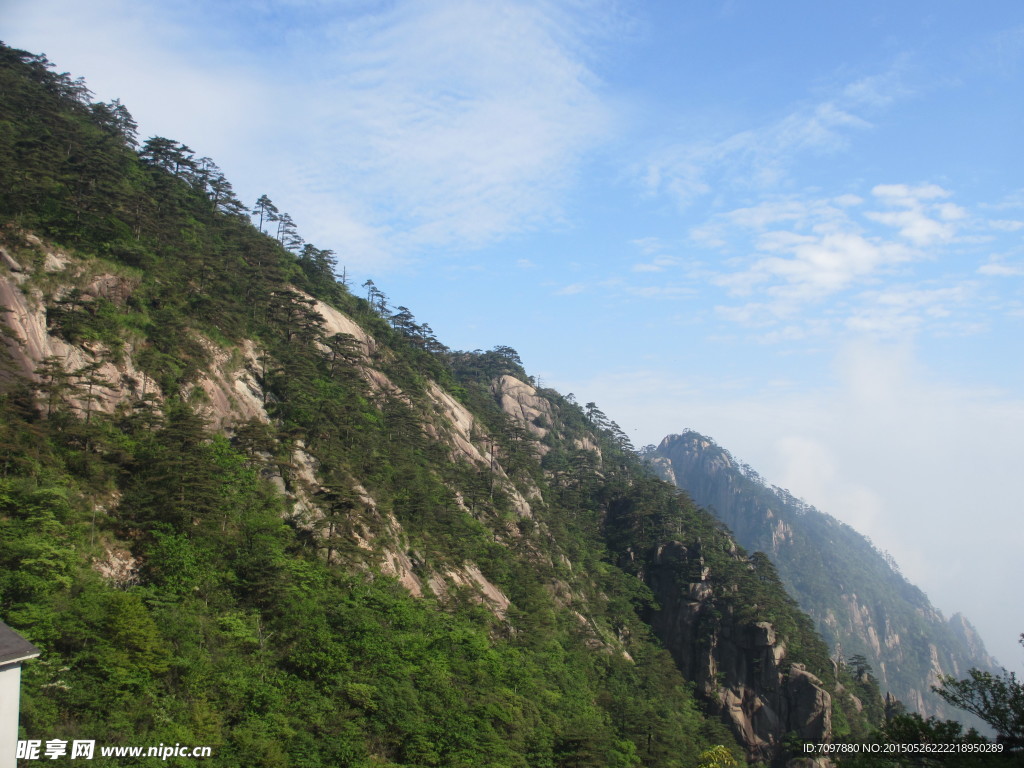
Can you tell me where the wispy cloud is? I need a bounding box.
[708,194,919,316]
[279,0,616,267]
[845,284,976,337]
[554,282,586,296]
[630,236,669,255]
[631,257,679,273]
[865,183,964,246]
[687,184,998,339]
[987,219,1024,232]
[641,68,908,209]
[620,282,697,299]
[979,258,1024,277]
[718,231,915,304]
[971,24,1024,77]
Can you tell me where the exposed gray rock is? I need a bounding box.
[491,374,553,439]
[641,541,832,764]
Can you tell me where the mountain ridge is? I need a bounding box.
[646,430,1000,730]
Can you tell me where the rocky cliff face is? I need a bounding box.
[648,431,1001,728]
[0,239,523,624]
[640,540,833,764]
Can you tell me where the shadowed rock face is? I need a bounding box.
[640,541,832,764]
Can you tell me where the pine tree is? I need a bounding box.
[252,194,279,234]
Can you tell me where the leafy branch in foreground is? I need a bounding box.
[934,634,1024,750]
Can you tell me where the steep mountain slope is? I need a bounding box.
[646,431,1001,728]
[0,43,881,766]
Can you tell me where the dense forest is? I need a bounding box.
[0,42,1018,767]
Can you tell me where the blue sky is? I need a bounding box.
[5,0,1023,671]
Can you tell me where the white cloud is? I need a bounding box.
[713,302,780,326]
[865,184,962,246]
[980,188,1024,212]
[845,285,973,337]
[555,282,586,295]
[689,185,993,339]
[710,198,919,319]
[840,67,911,108]
[871,183,951,203]
[631,256,678,273]
[979,259,1024,277]
[736,233,913,299]
[631,236,669,255]
[833,193,865,208]
[691,197,854,251]
[621,282,697,299]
